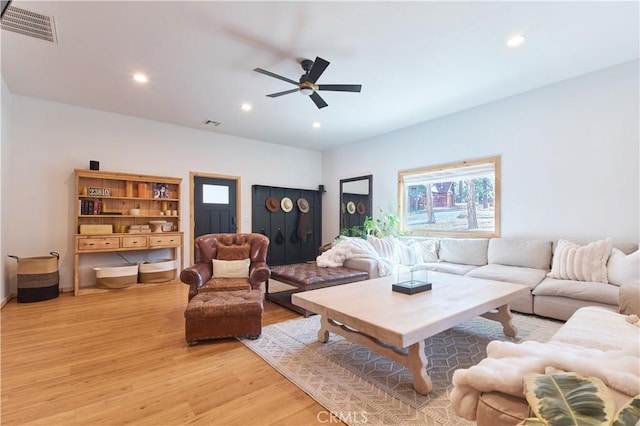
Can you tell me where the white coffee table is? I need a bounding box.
[292,271,529,394]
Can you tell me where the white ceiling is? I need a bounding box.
[2,1,638,151]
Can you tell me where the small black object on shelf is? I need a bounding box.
[89,160,100,170]
[392,281,432,295]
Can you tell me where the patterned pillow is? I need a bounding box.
[410,239,438,263]
[548,239,612,283]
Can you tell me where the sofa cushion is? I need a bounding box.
[466,264,547,289]
[619,284,640,316]
[551,306,637,351]
[488,238,552,270]
[533,277,619,305]
[439,238,488,266]
[548,238,612,283]
[426,262,478,276]
[607,249,639,286]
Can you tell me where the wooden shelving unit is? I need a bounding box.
[74,169,184,296]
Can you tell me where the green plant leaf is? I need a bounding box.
[523,372,616,426]
[612,395,640,426]
[519,419,546,426]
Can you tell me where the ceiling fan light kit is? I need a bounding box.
[254,56,362,109]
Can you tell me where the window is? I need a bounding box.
[202,184,229,204]
[398,156,500,237]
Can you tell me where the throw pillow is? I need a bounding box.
[410,239,438,263]
[548,238,612,283]
[607,248,639,286]
[212,258,250,278]
[367,236,401,263]
[217,244,251,261]
[439,238,489,266]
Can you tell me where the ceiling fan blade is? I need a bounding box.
[310,92,328,109]
[306,57,330,83]
[253,68,299,86]
[266,88,300,98]
[318,84,362,93]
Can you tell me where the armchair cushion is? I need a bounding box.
[217,244,251,261]
[200,278,251,293]
[212,258,250,278]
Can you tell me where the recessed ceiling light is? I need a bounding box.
[133,73,148,83]
[506,34,526,48]
[312,122,321,129]
[240,103,252,111]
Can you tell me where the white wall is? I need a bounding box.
[322,61,640,245]
[4,97,322,292]
[1,78,13,303]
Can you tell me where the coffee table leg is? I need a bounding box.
[318,315,330,343]
[481,304,518,337]
[408,340,432,394]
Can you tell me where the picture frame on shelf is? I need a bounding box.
[153,183,169,199]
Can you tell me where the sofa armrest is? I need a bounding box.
[250,262,270,290]
[344,258,379,279]
[180,262,212,300]
[619,283,640,316]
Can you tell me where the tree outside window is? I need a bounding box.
[398,156,500,237]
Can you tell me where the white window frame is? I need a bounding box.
[398,156,500,238]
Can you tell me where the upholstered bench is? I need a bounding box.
[184,289,263,345]
[267,262,369,316]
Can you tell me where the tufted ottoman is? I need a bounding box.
[184,289,263,344]
[267,262,369,316]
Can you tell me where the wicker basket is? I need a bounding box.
[93,264,138,289]
[139,259,176,283]
[8,252,59,303]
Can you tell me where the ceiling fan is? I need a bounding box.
[253,56,362,109]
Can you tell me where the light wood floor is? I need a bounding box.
[1,283,333,425]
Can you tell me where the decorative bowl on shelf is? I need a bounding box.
[148,220,166,233]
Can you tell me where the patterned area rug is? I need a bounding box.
[241,313,563,425]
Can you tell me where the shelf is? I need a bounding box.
[77,280,180,296]
[74,169,183,296]
[78,196,179,202]
[78,215,179,218]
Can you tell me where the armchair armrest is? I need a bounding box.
[180,262,212,301]
[249,261,271,290]
[619,283,640,316]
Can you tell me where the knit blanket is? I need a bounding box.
[316,237,393,276]
[450,339,640,420]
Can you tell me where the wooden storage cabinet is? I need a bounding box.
[77,237,120,251]
[149,234,182,248]
[74,169,184,295]
[122,236,148,249]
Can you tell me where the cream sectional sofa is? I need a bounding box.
[342,237,639,321]
[451,285,640,426]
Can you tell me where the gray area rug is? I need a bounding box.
[241,313,563,425]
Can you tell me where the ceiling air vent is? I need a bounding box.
[1,5,57,43]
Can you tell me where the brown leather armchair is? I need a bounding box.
[180,233,270,301]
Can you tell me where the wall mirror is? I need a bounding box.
[339,175,373,235]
